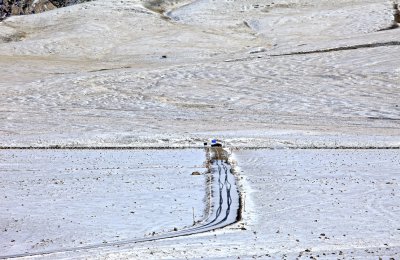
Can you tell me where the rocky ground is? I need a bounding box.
[0,0,90,20]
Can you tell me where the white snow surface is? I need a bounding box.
[0,149,207,256]
[0,0,400,258]
[0,0,399,147]
[13,148,399,259]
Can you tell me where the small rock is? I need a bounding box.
[191,171,201,176]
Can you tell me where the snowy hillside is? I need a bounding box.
[0,0,399,147]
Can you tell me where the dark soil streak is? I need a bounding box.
[271,41,400,56]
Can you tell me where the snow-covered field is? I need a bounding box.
[233,149,400,258]
[6,148,397,259]
[0,149,207,257]
[0,0,399,258]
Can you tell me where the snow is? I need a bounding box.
[0,149,207,256]
[0,0,398,148]
[1,44,399,148]
[233,149,400,256]
[0,0,399,258]
[15,148,399,259]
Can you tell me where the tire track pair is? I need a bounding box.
[1,148,240,259]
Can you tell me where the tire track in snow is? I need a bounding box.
[0,148,240,259]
